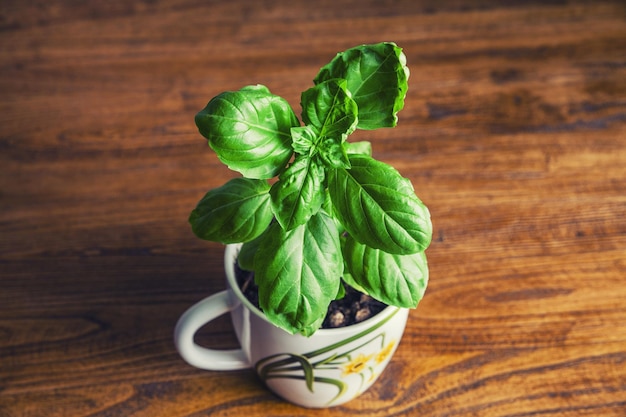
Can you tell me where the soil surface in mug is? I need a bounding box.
[234,262,387,329]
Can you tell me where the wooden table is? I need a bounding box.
[1,1,625,415]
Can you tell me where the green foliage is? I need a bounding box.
[342,236,429,308]
[314,42,409,130]
[254,212,343,337]
[189,178,273,243]
[190,42,432,335]
[328,154,432,254]
[195,85,298,179]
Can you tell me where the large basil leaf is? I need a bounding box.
[342,236,428,308]
[300,79,358,145]
[189,177,272,243]
[270,155,325,230]
[314,42,409,130]
[195,85,298,179]
[254,212,342,335]
[328,154,432,254]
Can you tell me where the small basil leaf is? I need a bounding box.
[328,154,432,254]
[195,85,298,179]
[254,212,342,335]
[318,137,351,169]
[291,125,317,155]
[300,78,358,144]
[189,177,272,244]
[342,236,428,308]
[270,155,325,230]
[346,140,372,156]
[334,282,346,300]
[314,42,409,130]
[237,230,267,271]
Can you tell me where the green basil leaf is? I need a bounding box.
[237,230,266,271]
[318,137,350,169]
[346,140,372,156]
[291,125,317,155]
[342,236,428,308]
[270,155,325,230]
[328,154,432,254]
[195,85,298,179]
[334,282,346,300]
[301,78,358,145]
[314,42,409,130]
[189,177,272,243]
[254,212,342,335]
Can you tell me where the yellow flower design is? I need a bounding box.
[342,353,373,377]
[375,341,396,364]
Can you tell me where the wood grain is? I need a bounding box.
[1,1,625,416]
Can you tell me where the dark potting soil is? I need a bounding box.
[234,262,387,329]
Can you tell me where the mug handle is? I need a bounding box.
[174,290,250,370]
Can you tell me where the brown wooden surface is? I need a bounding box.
[1,1,625,416]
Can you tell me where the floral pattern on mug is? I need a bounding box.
[256,309,401,406]
[342,353,374,376]
[376,341,396,364]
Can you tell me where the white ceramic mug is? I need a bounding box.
[174,244,409,408]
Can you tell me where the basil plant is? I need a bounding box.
[190,42,432,336]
